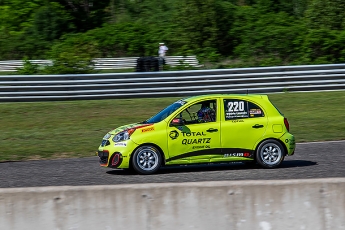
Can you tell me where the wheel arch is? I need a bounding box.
[255,138,288,157]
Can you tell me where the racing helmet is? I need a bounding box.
[197,103,215,122]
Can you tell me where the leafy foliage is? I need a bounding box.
[43,35,97,74]
[2,0,345,72]
[16,59,41,75]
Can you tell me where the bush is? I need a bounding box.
[42,34,98,74]
[16,59,41,75]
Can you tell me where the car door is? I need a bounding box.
[219,97,268,160]
[166,99,221,164]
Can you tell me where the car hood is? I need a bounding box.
[109,123,152,135]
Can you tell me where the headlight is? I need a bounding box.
[112,128,136,142]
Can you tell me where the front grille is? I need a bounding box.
[98,151,109,165]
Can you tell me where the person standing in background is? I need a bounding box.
[158,43,168,71]
[158,43,168,58]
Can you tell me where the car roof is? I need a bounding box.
[182,94,266,102]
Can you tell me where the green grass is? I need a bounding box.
[0,91,344,162]
[0,71,16,75]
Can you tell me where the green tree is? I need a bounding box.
[0,0,43,35]
[55,0,111,31]
[305,0,345,30]
[231,6,306,65]
[251,0,308,17]
[0,0,45,59]
[30,2,73,41]
[173,0,235,60]
[43,34,99,74]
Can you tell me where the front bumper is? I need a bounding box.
[97,139,138,168]
[98,150,123,168]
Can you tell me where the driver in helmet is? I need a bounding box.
[197,102,215,122]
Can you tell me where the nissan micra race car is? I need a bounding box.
[97,94,295,174]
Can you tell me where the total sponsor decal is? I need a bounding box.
[141,126,154,133]
[115,142,127,147]
[224,152,250,157]
[170,131,207,140]
[181,131,206,137]
[170,130,211,145]
[182,138,211,145]
[180,131,210,145]
[169,130,179,140]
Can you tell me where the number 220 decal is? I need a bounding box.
[224,99,249,120]
[227,101,245,112]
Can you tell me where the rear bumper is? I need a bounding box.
[280,133,296,156]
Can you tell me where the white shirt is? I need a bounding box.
[159,45,168,55]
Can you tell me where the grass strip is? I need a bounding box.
[0,91,344,162]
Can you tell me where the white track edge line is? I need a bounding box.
[297,140,345,145]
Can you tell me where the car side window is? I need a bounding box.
[176,100,217,125]
[224,99,264,120]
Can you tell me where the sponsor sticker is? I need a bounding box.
[182,138,211,145]
[250,109,262,115]
[232,120,244,123]
[115,142,127,147]
[141,126,154,133]
[176,100,187,105]
[224,152,250,157]
[182,131,206,137]
[192,145,210,149]
[169,130,179,140]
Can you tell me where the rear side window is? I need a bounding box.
[223,99,264,120]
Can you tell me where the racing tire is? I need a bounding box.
[256,139,285,169]
[132,145,162,174]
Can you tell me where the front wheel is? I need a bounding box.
[256,139,285,169]
[132,145,162,174]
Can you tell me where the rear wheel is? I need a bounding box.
[256,139,285,168]
[132,145,162,174]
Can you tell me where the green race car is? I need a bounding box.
[97,94,295,174]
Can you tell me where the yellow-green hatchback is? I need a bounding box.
[97,94,295,174]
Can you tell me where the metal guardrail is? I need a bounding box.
[0,56,202,72]
[0,63,345,102]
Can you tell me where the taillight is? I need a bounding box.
[284,118,290,132]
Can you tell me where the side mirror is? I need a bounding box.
[170,118,184,126]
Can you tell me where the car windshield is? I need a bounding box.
[144,100,186,124]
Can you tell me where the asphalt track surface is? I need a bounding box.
[1,141,345,188]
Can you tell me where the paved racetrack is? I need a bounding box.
[1,141,344,188]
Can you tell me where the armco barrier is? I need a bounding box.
[1,178,345,230]
[1,63,345,102]
[0,56,202,72]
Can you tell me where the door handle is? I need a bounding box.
[252,124,264,129]
[206,128,218,133]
